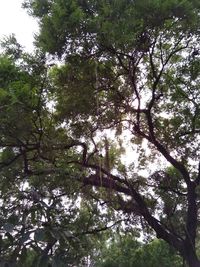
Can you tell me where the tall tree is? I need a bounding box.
[94,234,182,267]
[0,39,117,266]
[1,0,200,266]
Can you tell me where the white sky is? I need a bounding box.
[0,0,38,51]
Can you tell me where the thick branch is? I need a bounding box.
[143,110,191,184]
[83,173,184,254]
[184,182,198,253]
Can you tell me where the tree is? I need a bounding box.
[0,0,200,266]
[94,234,182,267]
[0,41,116,266]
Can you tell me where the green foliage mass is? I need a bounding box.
[0,0,200,266]
[95,235,182,267]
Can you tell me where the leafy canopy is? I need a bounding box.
[0,0,200,266]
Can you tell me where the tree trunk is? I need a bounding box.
[185,253,200,267]
[187,258,200,267]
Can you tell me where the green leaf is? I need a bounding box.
[37,255,49,267]
[3,223,14,233]
[34,229,46,242]
[20,232,31,244]
[52,256,65,267]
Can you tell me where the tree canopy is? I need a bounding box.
[95,234,182,267]
[0,0,200,266]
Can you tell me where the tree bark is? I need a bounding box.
[181,242,200,267]
[186,255,200,267]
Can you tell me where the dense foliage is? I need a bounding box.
[0,37,113,266]
[95,235,182,267]
[0,0,200,266]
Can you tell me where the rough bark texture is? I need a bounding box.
[187,257,200,267]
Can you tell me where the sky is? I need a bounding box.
[0,0,38,51]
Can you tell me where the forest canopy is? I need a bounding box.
[0,0,200,266]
